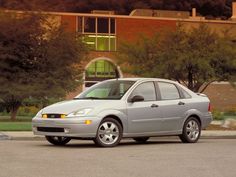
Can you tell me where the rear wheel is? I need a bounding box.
[94,118,122,147]
[133,137,149,143]
[45,136,71,146]
[179,117,201,143]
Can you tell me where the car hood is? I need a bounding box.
[41,99,115,114]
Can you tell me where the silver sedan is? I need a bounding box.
[32,78,212,147]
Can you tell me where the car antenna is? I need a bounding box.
[115,70,119,80]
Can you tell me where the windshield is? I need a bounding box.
[75,80,135,100]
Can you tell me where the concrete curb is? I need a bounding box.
[201,130,236,139]
[1,130,236,141]
[0,132,11,140]
[0,132,43,141]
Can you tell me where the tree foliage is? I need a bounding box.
[118,24,236,92]
[0,12,87,120]
[0,0,234,19]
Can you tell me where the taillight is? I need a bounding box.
[208,103,211,112]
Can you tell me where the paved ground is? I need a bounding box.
[2,130,236,140]
[0,138,236,177]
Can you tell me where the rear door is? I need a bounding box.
[156,82,188,132]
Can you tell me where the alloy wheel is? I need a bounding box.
[186,120,200,141]
[98,121,120,145]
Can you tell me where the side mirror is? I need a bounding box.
[129,95,144,103]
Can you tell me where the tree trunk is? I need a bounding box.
[199,80,216,93]
[188,70,193,91]
[10,105,20,121]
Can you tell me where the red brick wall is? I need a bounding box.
[61,15,77,32]
[203,83,236,111]
[116,18,176,43]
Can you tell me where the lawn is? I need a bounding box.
[0,116,32,131]
[0,115,32,122]
[0,122,32,131]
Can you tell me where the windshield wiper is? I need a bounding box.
[82,97,101,99]
[73,97,81,100]
[73,97,100,100]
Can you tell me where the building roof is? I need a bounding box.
[2,9,236,25]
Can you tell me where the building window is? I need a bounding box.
[97,35,110,51]
[84,17,96,33]
[97,18,109,33]
[83,35,96,50]
[85,59,119,88]
[110,18,115,34]
[77,16,116,51]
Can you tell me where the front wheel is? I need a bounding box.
[45,136,71,146]
[93,118,122,147]
[179,117,201,143]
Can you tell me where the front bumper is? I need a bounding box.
[32,116,102,138]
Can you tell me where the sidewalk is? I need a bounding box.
[0,131,43,140]
[1,130,236,140]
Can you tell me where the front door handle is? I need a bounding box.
[151,104,159,108]
[178,101,185,105]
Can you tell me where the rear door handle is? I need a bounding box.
[151,104,159,108]
[178,101,185,105]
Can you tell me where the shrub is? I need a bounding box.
[224,106,236,116]
[212,110,224,120]
[17,106,40,117]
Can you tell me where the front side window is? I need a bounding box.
[130,82,156,101]
[158,82,180,100]
[76,80,135,100]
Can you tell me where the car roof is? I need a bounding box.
[113,78,197,97]
[110,78,177,83]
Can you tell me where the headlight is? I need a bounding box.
[67,108,93,117]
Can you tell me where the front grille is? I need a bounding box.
[46,114,62,118]
[37,127,64,132]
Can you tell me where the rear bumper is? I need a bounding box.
[201,112,213,129]
[32,116,102,138]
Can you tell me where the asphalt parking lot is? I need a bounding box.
[0,138,236,177]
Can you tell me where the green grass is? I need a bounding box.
[0,122,32,131]
[0,116,32,131]
[0,116,32,122]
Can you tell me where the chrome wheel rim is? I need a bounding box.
[98,122,119,145]
[186,120,200,141]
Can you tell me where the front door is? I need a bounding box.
[127,82,162,134]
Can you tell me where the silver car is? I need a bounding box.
[32,78,212,147]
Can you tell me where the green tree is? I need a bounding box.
[0,12,87,120]
[118,24,236,92]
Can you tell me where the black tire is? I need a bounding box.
[45,136,71,146]
[93,118,122,147]
[179,117,201,143]
[133,137,149,143]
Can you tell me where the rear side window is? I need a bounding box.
[158,82,180,100]
[131,82,156,101]
[182,89,191,98]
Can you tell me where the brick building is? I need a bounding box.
[6,2,236,110]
